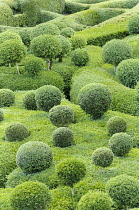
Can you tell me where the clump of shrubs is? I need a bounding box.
[0,109,4,121]
[70,35,87,50]
[35,85,61,112]
[49,105,74,127]
[16,141,53,174]
[109,132,133,156]
[71,48,89,66]
[5,122,29,142]
[23,91,37,110]
[60,27,75,38]
[106,116,127,136]
[0,89,15,107]
[128,15,139,34]
[10,181,51,210]
[52,127,74,147]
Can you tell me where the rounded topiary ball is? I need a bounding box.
[5,122,29,142]
[77,191,112,210]
[70,35,87,50]
[78,83,112,119]
[92,147,114,168]
[49,105,74,127]
[0,109,4,121]
[23,91,37,110]
[0,89,15,107]
[60,27,75,38]
[16,141,53,174]
[52,127,74,147]
[71,48,89,66]
[35,85,61,112]
[10,181,51,210]
[128,15,139,34]
[107,116,127,136]
[109,132,133,156]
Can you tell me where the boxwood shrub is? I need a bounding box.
[107,116,127,136]
[60,27,75,38]
[64,2,89,14]
[71,48,89,66]
[23,91,37,110]
[70,35,87,50]
[128,15,139,34]
[0,30,22,45]
[0,89,15,107]
[0,3,13,26]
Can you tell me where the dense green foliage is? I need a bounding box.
[128,15,139,34]
[0,89,15,107]
[0,109,4,121]
[70,35,87,50]
[23,91,37,110]
[0,31,21,45]
[60,27,75,38]
[71,48,89,66]
[0,3,13,26]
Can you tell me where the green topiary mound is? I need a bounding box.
[128,15,139,34]
[0,31,22,45]
[0,89,15,107]
[5,122,29,142]
[23,91,37,110]
[77,191,112,210]
[16,141,53,174]
[107,116,127,136]
[92,147,114,168]
[71,48,89,66]
[49,105,74,127]
[60,27,75,38]
[10,181,51,210]
[78,83,112,119]
[70,35,87,50]
[0,3,13,26]
[35,85,61,112]
[109,132,133,156]
[0,109,4,121]
[52,127,74,147]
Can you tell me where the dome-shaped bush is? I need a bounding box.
[23,91,37,110]
[10,181,51,210]
[49,105,74,127]
[78,83,112,119]
[77,191,112,210]
[128,15,139,34]
[116,59,139,88]
[92,147,114,168]
[52,127,74,147]
[24,56,44,77]
[0,3,13,26]
[109,132,133,156]
[0,109,4,121]
[19,28,32,46]
[106,174,139,209]
[70,35,87,50]
[71,48,89,66]
[0,31,22,45]
[107,116,127,136]
[16,141,53,174]
[35,85,61,112]
[0,89,15,107]
[5,122,29,142]
[60,27,75,38]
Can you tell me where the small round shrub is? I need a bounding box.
[109,132,133,156]
[78,83,112,119]
[128,15,139,34]
[10,181,51,210]
[5,122,29,142]
[70,35,87,50]
[23,91,37,110]
[107,116,127,136]
[71,48,89,66]
[19,28,32,46]
[60,27,75,38]
[57,158,86,187]
[35,85,61,112]
[49,105,74,127]
[52,127,74,147]
[0,109,4,121]
[116,59,139,88]
[16,141,53,174]
[0,89,15,107]
[92,147,114,168]
[106,174,139,209]
[0,31,22,45]
[77,191,112,210]
[24,56,44,77]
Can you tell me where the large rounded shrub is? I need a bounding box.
[10,181,51,210]
[107,116,127,136]
[109,132,133,156]
[128,15,139,34]
[116,59,139,88]
[71,48,89,66]
[0,109,4,121]
[70,35,87,50]
[5,122,29,142]
[78,83,112,119]
[23,91,37,110]
[106,174,139,209]
[77,191,112,210]
[0,3,13,26]
[49,105,74,127]
[0,89,15,107]
[35,85,61,112]
[16,141,53,174]
[0,31,22,45]
[92,147,114,168]
[60,27,75,38]
[102,39,132,69]
[52,127,74,147]
[57,158,86,187]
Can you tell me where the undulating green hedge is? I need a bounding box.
[64,1,90,14]
[39,10,62,23]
